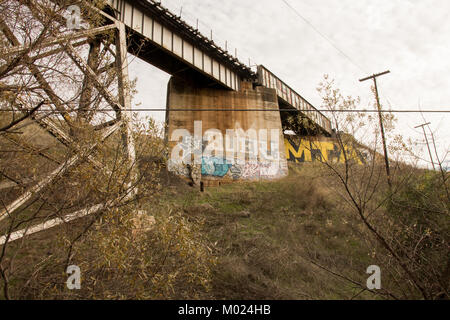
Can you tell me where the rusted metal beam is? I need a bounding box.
[0,20,74,125]
[63,38,123,112]
[115,22,137,189]
[0,0,138,234]
[0,122,121,222]
[78,38,102,120]
[0,203,106,245]
[23,39,89,65]
[0,24,117,57]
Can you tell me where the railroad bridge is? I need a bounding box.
[1,0,335,189]
[0,0,343,244]
[104,0,333,184]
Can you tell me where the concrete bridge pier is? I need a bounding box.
[165,77,288,186]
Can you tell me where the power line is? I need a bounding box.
[280,0,366,72]
[279,0,404,113]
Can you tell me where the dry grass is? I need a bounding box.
[164,163,380,300]
[2,153,440,299]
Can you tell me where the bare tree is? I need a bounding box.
[0,0,158,299]
[291,75,449,300]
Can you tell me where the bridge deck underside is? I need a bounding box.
[104,0,333,135]
[258,66,332,135]
[279,101,331,137]
[127,31,230,89]
[106,0,255,91]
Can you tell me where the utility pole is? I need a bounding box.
[359,70,392,187]
[415,122,435,170]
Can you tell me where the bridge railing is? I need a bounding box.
[257,65,332,135]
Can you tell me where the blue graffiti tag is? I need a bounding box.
[201,157,232,177]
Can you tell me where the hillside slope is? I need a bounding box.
[160,164,379,299]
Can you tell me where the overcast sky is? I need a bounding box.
[128,0,449,169]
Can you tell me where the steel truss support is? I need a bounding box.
[0,1,139,243]
[115,22,137,185]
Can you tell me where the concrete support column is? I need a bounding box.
[166,77,288,186]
